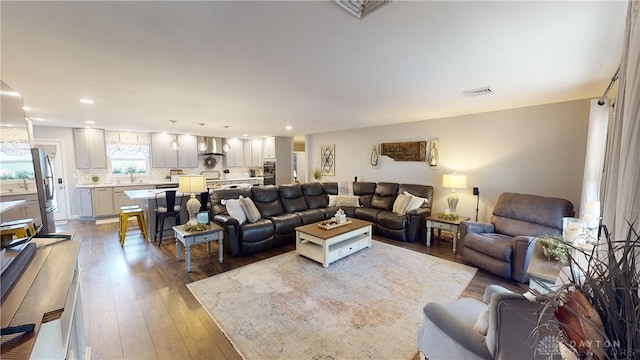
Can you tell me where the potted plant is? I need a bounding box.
[92,175,99,183]
[313,168,322,181]
[534,222,640,359]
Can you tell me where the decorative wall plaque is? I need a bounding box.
[380,141,426,162]
[320,144,335,176]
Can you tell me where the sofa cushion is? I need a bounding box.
[492,192,574,231]
[251,185,284,217]
[302,182,329,209]
[353,182,376,207]
[370,182,399,210]
[279,184,309,213]
[240,219,274,242]
[222,198,247,224]
[271,213,303,234]
[377,211,407,230]
[336,195,360,207]
[392,193,411,215]
[404,191,430,211]
[297,209,326,224]
[355,207,381,223]
[322,182,338,195]
[464,233,514,261]
[239,197,261,223]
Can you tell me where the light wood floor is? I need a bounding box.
[58,219,522,359]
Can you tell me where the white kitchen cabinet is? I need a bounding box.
[92,187,114,217]
[73,128,107,169]
[178,134,198,168]
[249,139,262,166]
[78,188,93,217]
[262,137,276,160]
[151,133,179,168]
[224,138,245,167]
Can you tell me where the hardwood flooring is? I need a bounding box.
[58,219,523,359]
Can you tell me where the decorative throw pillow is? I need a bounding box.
[239,196,261,223]
[404,191,430,211]
[335,195,360,207]
[328,194,338,207]
[222,198,246,224]
[472,308,489,335]
[392,193,412,215]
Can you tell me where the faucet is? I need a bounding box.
[126,169,134,183]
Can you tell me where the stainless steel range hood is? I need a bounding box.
[198,137,225,156]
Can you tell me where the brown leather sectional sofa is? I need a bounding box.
[210,181,434,256]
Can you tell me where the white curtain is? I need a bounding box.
[602,0,640,238]
[580,99,610,222]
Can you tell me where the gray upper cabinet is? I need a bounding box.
[250,139,262,166]
[73,128,107,169]
[177,134,198,168]
[151,133,179,168]
[224,138,245,167]
[262,137,276,160]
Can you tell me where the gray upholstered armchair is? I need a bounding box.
[416,285,559,360]
[459,192,574,282]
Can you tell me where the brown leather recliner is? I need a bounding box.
[459,192,574,282]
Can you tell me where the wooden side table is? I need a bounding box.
[173,222,223,272]
[425,215,470,254]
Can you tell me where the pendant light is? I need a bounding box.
[222,125,231,152]
[197,123,208,152]
[169,120,179,150]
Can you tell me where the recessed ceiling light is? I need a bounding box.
[285,126,292,130]
[85,120,95,124]
[22,106,31,111]
[5,124,13,127]
[242,134,248,137]
[33,118,43,121]
[80,98,95,104]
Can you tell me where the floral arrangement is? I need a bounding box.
[537,235,572,265]
[437,212,459,221]
[534,222,640,359]
[183,223,208,232]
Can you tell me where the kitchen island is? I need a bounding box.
[125,188,189,242]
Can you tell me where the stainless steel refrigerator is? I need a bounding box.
[31,147,56,233]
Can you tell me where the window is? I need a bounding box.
[105,131,150,175]
[0,128,34,180]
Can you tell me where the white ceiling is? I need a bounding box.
[1,1,627,139]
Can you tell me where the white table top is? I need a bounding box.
[0,200,26,214]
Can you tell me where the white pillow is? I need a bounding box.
[392,193,412,215]
[239,196,261,223]
[404,191,430,211]
[223,198,247,224]
[335,195,360,207]
[328,194,337,207]
[472,308,489,335]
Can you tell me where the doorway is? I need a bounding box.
[35,140,69,223]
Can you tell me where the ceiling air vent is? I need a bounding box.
[335,0,389,19]
[463,87,494,97]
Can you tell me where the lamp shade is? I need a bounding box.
[442,173,467,189]
[178,175,206,194]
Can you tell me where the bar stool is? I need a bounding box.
[153,190,182,246]
[1,218,37,237]
[118,206,148,246]
[0,223,29,242]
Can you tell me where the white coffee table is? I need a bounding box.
[173,222,223,272]
[295,218,372,267]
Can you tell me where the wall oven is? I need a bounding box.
[263,161,276,185]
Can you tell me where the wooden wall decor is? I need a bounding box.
[380,141,427,162]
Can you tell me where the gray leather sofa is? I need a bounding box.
[459,192,574,282]
[416,285,559,360]
[210,181,434,256]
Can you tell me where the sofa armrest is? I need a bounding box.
[406,207,432,242]
[512,236,536,283]
[482,285,514,304]
[213,214,241,256]
[459,222,495,250]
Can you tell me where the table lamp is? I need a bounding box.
[178,175,207,224]
[442,173,467,215]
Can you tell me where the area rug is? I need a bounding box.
[187,240,477,359]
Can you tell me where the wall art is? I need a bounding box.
[320,144,335,176]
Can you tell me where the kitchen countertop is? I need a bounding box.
[76,177,263,188]
[0,200,26,214]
